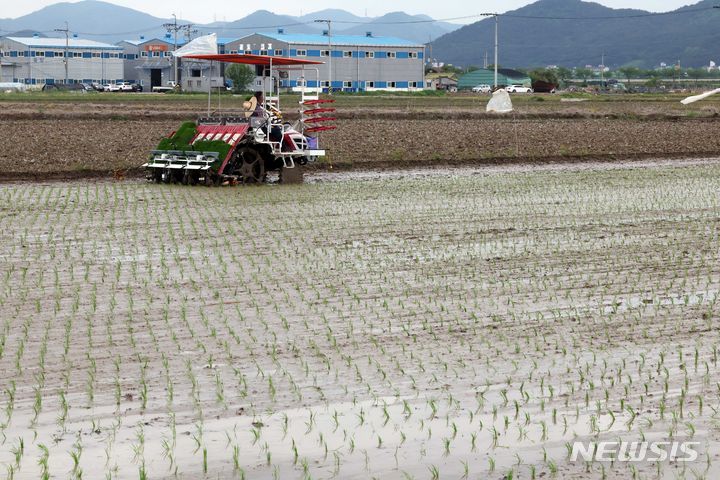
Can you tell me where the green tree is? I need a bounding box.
[574,67,594,85]
[686,67,708,87]
[225,64,255,93]
[618,66,640,86]
[554,67,572,87]
[528,68,559,86]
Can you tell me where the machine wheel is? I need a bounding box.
[233,147,266,184]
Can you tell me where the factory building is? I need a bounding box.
[225,31,425,92]
[117,37,175,88]
[0,35,123,85]
[118,37,234,92]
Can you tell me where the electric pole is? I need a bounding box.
[478,13,499,88]
[494,14,498,89]
[314,19,332,94]
[54,22,69,84]
[163,14,194,88]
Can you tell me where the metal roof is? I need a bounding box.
[253,32,422,48]
[183,53,323,66]
[5,36,122,50]
[120,38,172,46]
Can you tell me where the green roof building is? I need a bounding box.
[458,68,531,90]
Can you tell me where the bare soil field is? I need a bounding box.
[1,159,720,479]
[3,94,720,178]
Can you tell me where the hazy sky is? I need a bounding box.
[1,0,703,23]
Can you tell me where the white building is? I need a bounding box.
[0,35,123,85]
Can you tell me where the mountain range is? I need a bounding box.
[430,0,720,68]
[0,1,459,45]
[3,0,720,68]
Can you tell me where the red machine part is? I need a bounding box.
[303,107,336,115]
[305,126,337,133]
[301,99,336,105]
[191,124,249,145]
[302,116,337,124]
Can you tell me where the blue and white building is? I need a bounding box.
[225,31,425,92]
[0,35,124,85]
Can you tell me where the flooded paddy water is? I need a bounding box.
[1,159,720,479]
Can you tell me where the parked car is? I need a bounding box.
[103,83,121,92]
[506,84,533,93]
[90,82,105,92]
[117,82,135,92]
[131,83,143,92]
[42,83,88,93]
[472,84,492,93]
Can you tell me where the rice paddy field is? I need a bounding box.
[1,159,720,479]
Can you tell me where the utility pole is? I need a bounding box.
[54,22,69,84]
[479,13,499,88]
[163,14,194,88]
[314,19,332,94]
[494,14,498,89]
[600,52,605,87]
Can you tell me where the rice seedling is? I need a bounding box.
[0,164,719,478]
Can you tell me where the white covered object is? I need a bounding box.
[486,89,513,113]
[681,88,720,105]
[172,33,218,57]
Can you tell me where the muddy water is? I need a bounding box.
[1,160,720,479]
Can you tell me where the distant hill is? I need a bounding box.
[207,10,306,38]
[0,0,182,43]
[298,9,372,27]
[340,12,455,43]
[0,1,460,45]
[430,0,720,68]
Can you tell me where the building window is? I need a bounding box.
[153,51,161,57]
[296,50,307,57]
[260,49,268,56]
[229,50,237,54]
[191,69,201,77]
[365,51,374,58]
[274,49,283,56]
[366,81,375,88]
[343,81,352,88]
[256,80,262,86]
[320,50,329,57]
[244,50,252,54]
[296,79,305,86]
[35,51,45,57]
[409,52,418,59]
[343,51,352,58]
[388,81,396,88]
[73,52,82,58]
[387,52,396,59]
[196,80,202,87]
[110,53,120,58]
[409,81,418,88]
[320,80,330,87]
[141,51,148,57]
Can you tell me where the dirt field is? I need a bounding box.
[1,158,720,479]
[3,93,720,178]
